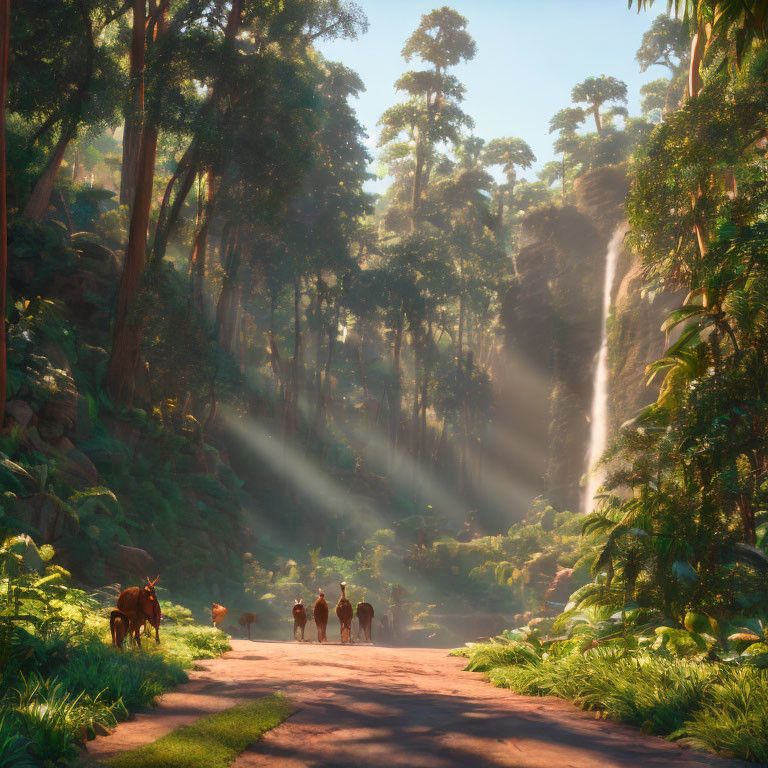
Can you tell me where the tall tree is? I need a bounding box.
[632,1,768,98]
[481,136,535,230]
[379,6,476,231]
[106,0,170,405]
[13,0,126,221]
[120,0,146,207]
[0,0,8,425]
[571,75,627,134]
[636,15,689,114]
[548,107,584,198]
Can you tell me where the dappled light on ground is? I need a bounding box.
[86,641,750,768]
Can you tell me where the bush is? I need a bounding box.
[59,640,187,711]
[12,674,118,764]
[683,667,768,763]
[464,638,768,762]
[464,642,541,672]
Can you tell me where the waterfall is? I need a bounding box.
[582,223,628,515]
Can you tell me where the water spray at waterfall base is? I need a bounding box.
[582,224,628,515]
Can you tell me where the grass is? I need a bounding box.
[105,695,294,768]
[0,613,231,766]
[461,641,768,763]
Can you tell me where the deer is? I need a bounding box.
[313,589,329,643]
[292,599,307,641]
[111,576,161,649]
[335,582,354,644]
[110,610,130,649]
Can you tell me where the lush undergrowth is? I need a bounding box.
[0,536,230,768]
[245,501,587,645]
[458,614,768,763]
[105,695,294,768]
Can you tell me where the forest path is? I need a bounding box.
[83,639,751,768]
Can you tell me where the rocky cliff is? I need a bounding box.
[500,165,680,514]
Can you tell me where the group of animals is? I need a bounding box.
[110,576,162,648]
[109,577,260,649]
[292,582,375,644]
[211,603,259,638]
[109,577,374,649]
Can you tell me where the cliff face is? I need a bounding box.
[609,265,684,430]
[500,165,679,514]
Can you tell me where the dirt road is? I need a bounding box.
[84,639,752,767]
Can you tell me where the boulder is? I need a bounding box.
[53,437,99,486]
[38,385,79,441]
[113,545,156,578]
[29,493,67,544]
[5,400,35,429]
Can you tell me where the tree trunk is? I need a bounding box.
[496,188,505,234]
[457,254,465,373]
[388,310,403,463]
[561,153,566,200]
[215,224,241,351]
[120,0,146,207]
[411,326,421,460]
[689,28,706,99]
[22,121,78,222]
[106,1,167,405]
[314,302,340,436]
[189,173,214,310]
[313,277,324,393]
[358,325,370,423]
[0,0,8,425]
[420,318,433,460]
[149,0,241,237]
[267,293,284,396]
[152,144,197,263]
[591,102,602,134]
[286,278,302,435]
[106,119,159,405]
[411,140,425,232]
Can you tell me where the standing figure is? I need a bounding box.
[112,575,161,648]
[313,589,329,643]
[110,610,130,649]
[336,581,354,644]
[238,612,258,639]
[356,601,375,643]
[292,599,307,641]
[212,603,228,628]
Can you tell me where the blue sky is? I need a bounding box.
[316,1,668,187]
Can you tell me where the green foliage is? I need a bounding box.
[462,625,768,762]
[581,46,768,631]
[683,667,768,763]
[0,539,229,766]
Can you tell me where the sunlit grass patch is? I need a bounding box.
[105,695,294,768]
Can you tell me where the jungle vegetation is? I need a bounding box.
[0,0,766,763]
